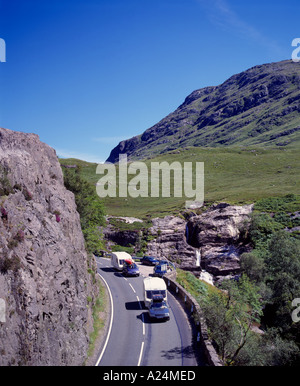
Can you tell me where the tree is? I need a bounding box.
[202,290,236,361]
[240,252,265,283]
[264,231,300,341]
[249,213,283,249]
[83,225,104,256]
[62,166,106,254]
[203,275,263,365]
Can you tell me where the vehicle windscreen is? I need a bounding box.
[151,302,167,309]
[159,264,167,271]
[146,290,166,298]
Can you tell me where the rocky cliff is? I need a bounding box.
[146,203,253,276]
[0,128,97,366]
[107,60,300,163]
[146,216,197,269]
[103,203,253,279]
[185,203,253,276]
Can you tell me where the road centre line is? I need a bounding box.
[129,283,136,293]
[136,295,142,309]
[142,314,145,336]
[96,258,145,366]
[136,296,146,336]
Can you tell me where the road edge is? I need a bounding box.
[84,272,113,366]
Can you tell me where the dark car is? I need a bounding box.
[149,295,170,321]
[141,255,160,266]
[153,263,168,278]
[122,262,140,277]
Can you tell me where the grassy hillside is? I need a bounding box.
[59,144,300,218]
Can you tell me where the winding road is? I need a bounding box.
[94,256,201,367]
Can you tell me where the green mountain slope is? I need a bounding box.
[60,144,300,219]
[107,60,300,163]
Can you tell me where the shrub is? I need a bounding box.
[8,239,18,249]
[0,254,21,273]
[254,194,300,213]
[62,167,106,253]
[14,229,25,242]
[0,166,13,196]
[249,213,283,249]
[240,252,265,283]
[22,188,33,201]
[1,206,8,220]
[53,210,61,222]
[13,183,22,191]
[83,225,105,256]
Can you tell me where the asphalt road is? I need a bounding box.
[95,256,199,367]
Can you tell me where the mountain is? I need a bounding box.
[107,60,300,163]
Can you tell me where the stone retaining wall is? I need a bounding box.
[163,271,223,366]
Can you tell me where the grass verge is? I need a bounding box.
[86,279,107,360]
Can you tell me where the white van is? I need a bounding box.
[143,277,167,308]
[111,251,133,271]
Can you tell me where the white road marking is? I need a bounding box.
[137,341,144,367]
[136,295,142,309]
[129,283,136,293]
[96,258,146,367]
[142,314,145,336]
[95,273,114,367]
[137,296,146,336]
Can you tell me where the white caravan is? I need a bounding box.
[111,251,133,271]
[143,277,167,308]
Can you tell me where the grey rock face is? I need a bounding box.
[103,204,253,277]
[186,203,253,275]
[146,204,253,276]
[0,128,96,366]
[146,216,197,269]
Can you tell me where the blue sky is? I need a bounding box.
[0,0,299,163]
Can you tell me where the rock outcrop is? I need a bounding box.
[146,203,253,276]
[102,204,253,277]
[0,128,97,366]
[146,216,197,269]
[186,203,253,275]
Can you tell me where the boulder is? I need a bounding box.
[146,203,253,275]
[186,203,253,275]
